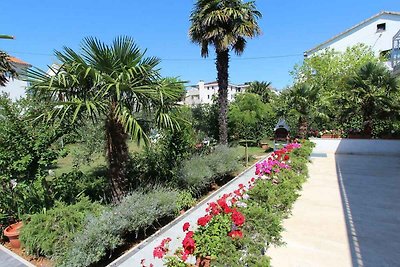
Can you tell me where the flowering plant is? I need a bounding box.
[149,142,302,266]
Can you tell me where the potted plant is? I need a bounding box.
[3,221,23,248]
[321,130,332,138]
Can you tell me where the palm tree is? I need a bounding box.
[346,62,399,136]
[189,0,261,144]
[247,81,274,103]
[0,35,16,86]
[0,51,17,86]
[285,84,318,138]
[26,36,183,202]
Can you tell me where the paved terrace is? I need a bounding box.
[269,139,400,267]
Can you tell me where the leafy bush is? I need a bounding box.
[50,170,109,204]
[228,93,277,141]
[176,190,196,212]
[179,146,241,196]
[0,95,68,225]
[20,197,104,258]
[59,187,179,267]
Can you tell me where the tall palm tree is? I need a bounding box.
[189,0,261,144]
[247,80,274,103]
[26,36,183,202]
[346,62,399,136]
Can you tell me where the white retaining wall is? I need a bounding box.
[311,139,400,156]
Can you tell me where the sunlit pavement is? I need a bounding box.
[268,152,400,267]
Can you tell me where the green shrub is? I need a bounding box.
[179,146,241,196]
[179,156,214,194]
[20,197,104,258]
[50,170,109,204]
[59,187,179,267]
[206,146,241,176]
[176,190,196,212]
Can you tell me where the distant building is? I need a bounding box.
[304,11,400,73]
[0,56,31,100]
[183,80,248,105]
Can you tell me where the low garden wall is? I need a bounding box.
[311,138,400,156]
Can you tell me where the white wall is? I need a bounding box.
[0,78,28,100]
[311,139,400,156]
[0,64,29,100]
[309,14,400,57]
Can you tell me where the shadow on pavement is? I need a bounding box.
[335,140,400,267]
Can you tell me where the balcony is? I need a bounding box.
[391,29,400,75]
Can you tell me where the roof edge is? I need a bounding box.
[305,11,400,56]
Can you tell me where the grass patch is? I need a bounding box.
[53,141,143,176]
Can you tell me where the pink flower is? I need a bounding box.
[183,222,190,232]
[153,246,166,259]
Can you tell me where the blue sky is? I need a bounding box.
[1,0,399,89]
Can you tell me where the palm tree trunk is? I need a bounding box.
[106,113,129,203]
[362,113,373,137]
[216,49,229,145]
[298,116,308,139]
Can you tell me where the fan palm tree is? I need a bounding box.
[189,0,261,144]
[285,84,318,138]
[346,62,399,136]
[247,81,274,103]
[26,36,184,202]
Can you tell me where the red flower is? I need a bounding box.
[153,246,166,259]
[284,154,290,161]
[183,222,190,232]
[231,209,245,226]
[181,253,188,261]
[161,237,171,246]
[217,197,231,214]
[208,202,220,215]
[228,230,243,239]
[182,231,195,255]
[198,215,212,226]
[251,177,256,182]
[234,189,242,197]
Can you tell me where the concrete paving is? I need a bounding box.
[108,156,268,267]
[268,153,400,267]
[0,245,35,267]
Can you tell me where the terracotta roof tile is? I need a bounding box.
[7,56,31,66]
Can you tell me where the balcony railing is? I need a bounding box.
[391,29,400,72]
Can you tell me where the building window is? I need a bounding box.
[207,95,210,99]
[377,23,386,32]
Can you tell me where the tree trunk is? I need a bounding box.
[362,105,373,137]
[106,113,129,203]
[216,49,229,145]
[298,116,308,139]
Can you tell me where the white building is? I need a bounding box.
[304,11,400,72]
[0,56,31,100]
[184,80,248,105]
